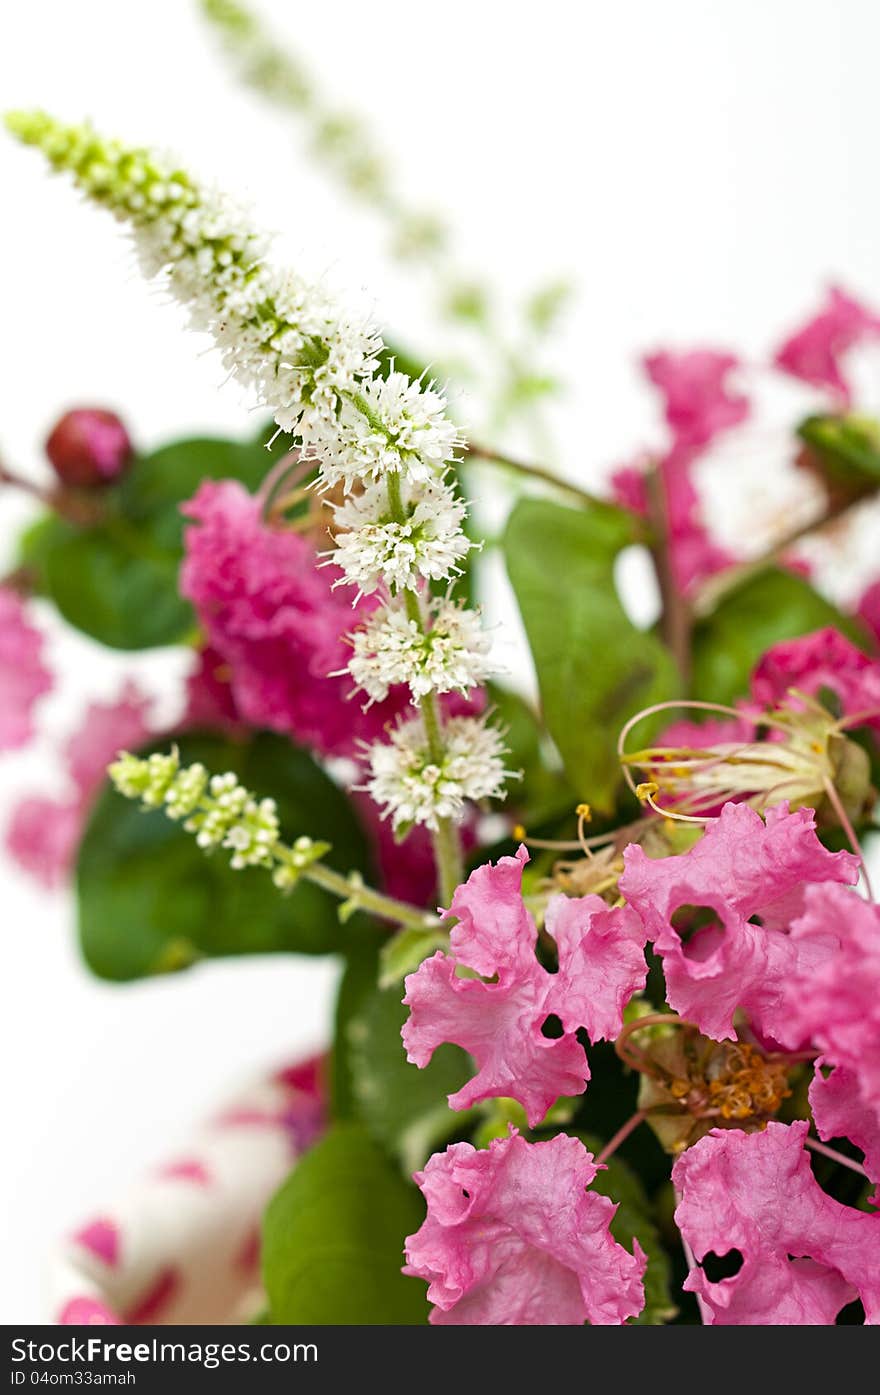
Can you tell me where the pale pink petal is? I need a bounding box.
[0,588,51,750]
[774,286,880,406]
[405,1132,646,1325]
[72,1218,120,1268]
[810,1066,880,1204]
[446,845,537,978]
[673,1121,880,1324]
[620,802,858,1041]
[65,682,151,798]
[5,796,82,889]
[544,894,647,1040]
[58,1297,119,1325]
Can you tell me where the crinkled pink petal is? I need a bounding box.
[180,479,410,758]
[619,802,858,1040]
[6,796,83,889]
[65,682,151,798]
[784,883,880,1108]
[673,1121,880,1324]
[751,627,880,733]
[402,951,588,1126]
[0,587,51,750]
[810,1065,880,1204]
[544,894,647,1040]
[404,848,647,1125]
[774,286,880,407]
[644,349,749,450]
[405,1131,646,1325]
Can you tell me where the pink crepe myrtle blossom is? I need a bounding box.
[6,683,151,888]
[404,1130,646,1325]
[782,883,880,1131]
[751,627,880,734]
[644,349,749,451]
[774,286,880,407]
[180,480,409,759]
[856,580,880,648]
[809,1066,880,1205]
[673,1121,880,1324]
[402,846,646,1126]
[0,587,51,751]
[618,802,859,1043]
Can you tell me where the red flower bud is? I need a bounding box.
[45,409,133,488]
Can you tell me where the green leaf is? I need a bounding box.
[693,568,862,707]
[378,925,450,989]
[345,980,471,1174]
[798,413,880,489]
[262,1123,429,1324]
[504,498,678,813]
[576,1133,677,1326]
[488,681,575,824]
[22,435,275,649]
[76,729,373,980]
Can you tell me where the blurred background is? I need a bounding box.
[2,0,880,1321]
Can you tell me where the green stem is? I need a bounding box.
[385,470,465,905]
[463,441,617,514]
[304,861,439,929]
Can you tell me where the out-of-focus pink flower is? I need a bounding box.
[751,627,880,733]
[404,1131,646,1325]
[402,847,645,1125]
[619,802,859,1042]
[774,287,880,407]
[182,646,243,733]
[856,580,880,648]
[809,1066,880,1204]
[673,1121,880,1324]
[657,712,755,750]
[783,883,880,1111]
[644,349,749,450]
[0,588,51,750]
[180,480,409,759]
[45,408,133,488]
[6,683,151,888]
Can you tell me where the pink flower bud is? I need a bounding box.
[45,408,133,487]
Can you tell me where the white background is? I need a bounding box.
[2,0,880,1322]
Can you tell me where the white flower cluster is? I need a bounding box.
[330,478,471,597]
[13,111,511,833]
[366,715,513,832]
[346,598,494,703]
[108,749,326,880]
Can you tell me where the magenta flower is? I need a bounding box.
[45,407,133,488]
[809,1066,880,1205]
[7,682,150,888]
[751,627,880,733]
[0,587,51,751]
[856,580,880,647]
[402,847,646,1126]
[619,802,858,1042]
[404,1131,646,1325]
[774,286,880,407]
[644,349,749,451]
[180,480,407,759]
[673,1121,880,1324]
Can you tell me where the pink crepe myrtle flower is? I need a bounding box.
[644,349,749,451]
[6,682,151,888]
[783,883,880,1113]
[182,646,243,733]
[404,1130,646,1325]
[809,1066,880,1205]
[751,627,880,733]
[180,480,408,759]
[774,286,880,407]
[0,587,51,751]
[673,1121,880,1324]
[402,846,646,1126]
[618,802,859,1043]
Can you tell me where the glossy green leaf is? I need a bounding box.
[76,730,372,980]
[21,435,275,649]
[693,567,861,707]
[504,498,678,812]
[262,1123,428,1324]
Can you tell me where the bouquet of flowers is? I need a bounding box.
[3,0,880,1328]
